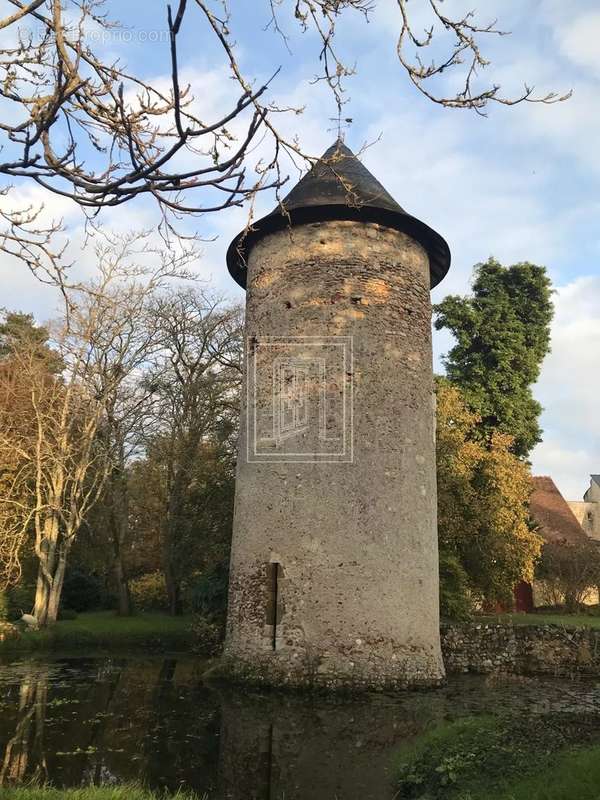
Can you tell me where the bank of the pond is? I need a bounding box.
[2,788,200,800]
[0,611,193,653]
[394,713,600,800]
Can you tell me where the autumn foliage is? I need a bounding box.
[436,379,543,615]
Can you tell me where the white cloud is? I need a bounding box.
[360,106,570,301]
[531,438,596,501]
[0,183,80,228]
[520,84,600,175]
[531,276,600,499]
[559,10,600,77]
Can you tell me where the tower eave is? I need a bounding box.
[226,202,451,290]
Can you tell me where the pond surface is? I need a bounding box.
[1,654,600,799]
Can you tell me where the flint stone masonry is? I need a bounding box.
[442,622,600,677]
[224,219,445,691]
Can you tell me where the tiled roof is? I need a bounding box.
[530,476,589,546]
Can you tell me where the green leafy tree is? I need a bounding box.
[434,258,554,457]
[0,312,49,356]
[0,312,62,372]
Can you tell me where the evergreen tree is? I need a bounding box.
[0,311,62,373]
[434,258,554,458]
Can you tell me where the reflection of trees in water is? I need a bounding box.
[79,660,125,787]
[0,665,49,786]
[0,660,514,799]
[141,659,221,796]
[0,657,222,794]
[0,658,447,799]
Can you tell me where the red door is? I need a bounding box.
[514,581,534,613]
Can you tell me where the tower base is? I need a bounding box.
[219,645,445,692]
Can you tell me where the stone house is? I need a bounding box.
[569,475,600,542]
[520,476,598,610]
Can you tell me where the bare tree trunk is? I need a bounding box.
[34,550,67,626]
[162,535,182,617]
[109,464,132,616]
[162,473,187,617]
[33,514,60,626]
[46,553,67,624]
[33,508,69,626]
[32,574,50,626]
[114,552,131,617]
[565,590,578,614]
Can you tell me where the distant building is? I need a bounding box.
[569,475,600,542]
[531,477,590,548]
[516,476,595,612]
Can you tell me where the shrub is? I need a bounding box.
[0,621,20,643]
[439,551,473,621]
[536,541,600,612]
[0,590,8,621]
[6,583,35,620]
[130,571,168,612]
[187,561,229,618]
[190,613,224,656]
[61,569,104,612]
[394,712,600,800]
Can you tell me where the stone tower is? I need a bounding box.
[223,140,451,690]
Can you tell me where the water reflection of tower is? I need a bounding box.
[216,690,438,800]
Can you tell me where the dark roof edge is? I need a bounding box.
[226,203,451,290]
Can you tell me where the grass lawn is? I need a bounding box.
[0,611,193,653]
[486,745,600,800]
[1,788,202,800]
[478,612,600,629]
[394,714,600,800]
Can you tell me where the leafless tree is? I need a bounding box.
[394,0,571,114]
[0,1,285,214]
[269,1,571,117]
[0,231,196,625]
[146,288,243,615]
[0,0,572,318]
[537,540,600,612]
[0,1,570,243]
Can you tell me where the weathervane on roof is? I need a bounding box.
[327,111,352,141]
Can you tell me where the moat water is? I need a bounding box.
[1,654,600,799]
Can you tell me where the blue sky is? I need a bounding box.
[1,0,599,499]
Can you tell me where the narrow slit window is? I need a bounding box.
[266,562,280,650]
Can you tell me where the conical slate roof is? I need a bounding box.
[226,140,451,289]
